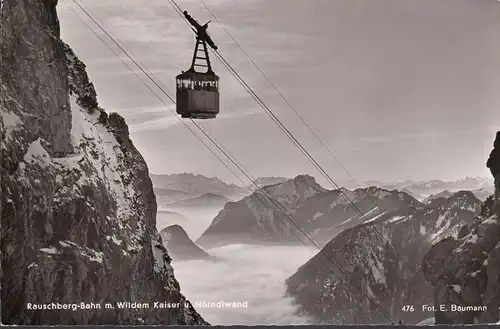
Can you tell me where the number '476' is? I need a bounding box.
[402,305,414,312]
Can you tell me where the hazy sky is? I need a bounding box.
[58,0,500,186]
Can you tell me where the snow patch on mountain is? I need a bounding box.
[286,188,482,324]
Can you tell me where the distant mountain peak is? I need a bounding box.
[293,174,317,183]
[261,174,327,197]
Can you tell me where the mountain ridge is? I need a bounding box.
[196,171,481,253]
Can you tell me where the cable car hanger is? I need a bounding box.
[176,11,220,119]
[184,10,218,74]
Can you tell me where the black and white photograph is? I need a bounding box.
[1,0,500,326]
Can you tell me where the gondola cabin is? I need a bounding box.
[176,71,220,119]
[176,11,220,119]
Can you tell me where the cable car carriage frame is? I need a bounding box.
[176,11,220,119]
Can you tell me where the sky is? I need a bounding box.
[57,0,500,186]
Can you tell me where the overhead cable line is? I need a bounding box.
[67,1,395,322]
[165,1,438,307]
[72,1,424,317]
[193,0,436,291]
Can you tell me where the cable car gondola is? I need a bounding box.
[176,11,220,119]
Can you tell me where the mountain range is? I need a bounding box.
[149,168,496,325]
[150,173,247,201]
[195,174,482,250]
[151,173,494,211]
[190,172,487,324]
[285,189,483,324]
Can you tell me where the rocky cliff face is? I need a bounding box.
[0,58,4,323]
[285,189,482,324]
[0,0,207,325]
[421,131,500,324]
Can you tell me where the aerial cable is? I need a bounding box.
[70,0,330,207]
[66,0,392,321]
[64,0,318,253]
[166,0,434,293]
[94,2,427,311]
[66,1,303,218]
[66,2,395,322]
[196,0,425,275]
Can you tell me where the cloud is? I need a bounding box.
[350,128,497,146]
[128,105,263,133]
[173,244,315,325]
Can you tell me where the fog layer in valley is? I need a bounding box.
[173,244,317,325]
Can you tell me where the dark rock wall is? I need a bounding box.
[487,131,500,211]
[0,0,207,325]
[422,131,500,324]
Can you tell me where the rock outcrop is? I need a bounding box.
[421,131,500,324]
[285,190,482,324]
[160,225,212,262]
[0,69,4,323]
[0,0,206,325]
[487,131,500,210]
